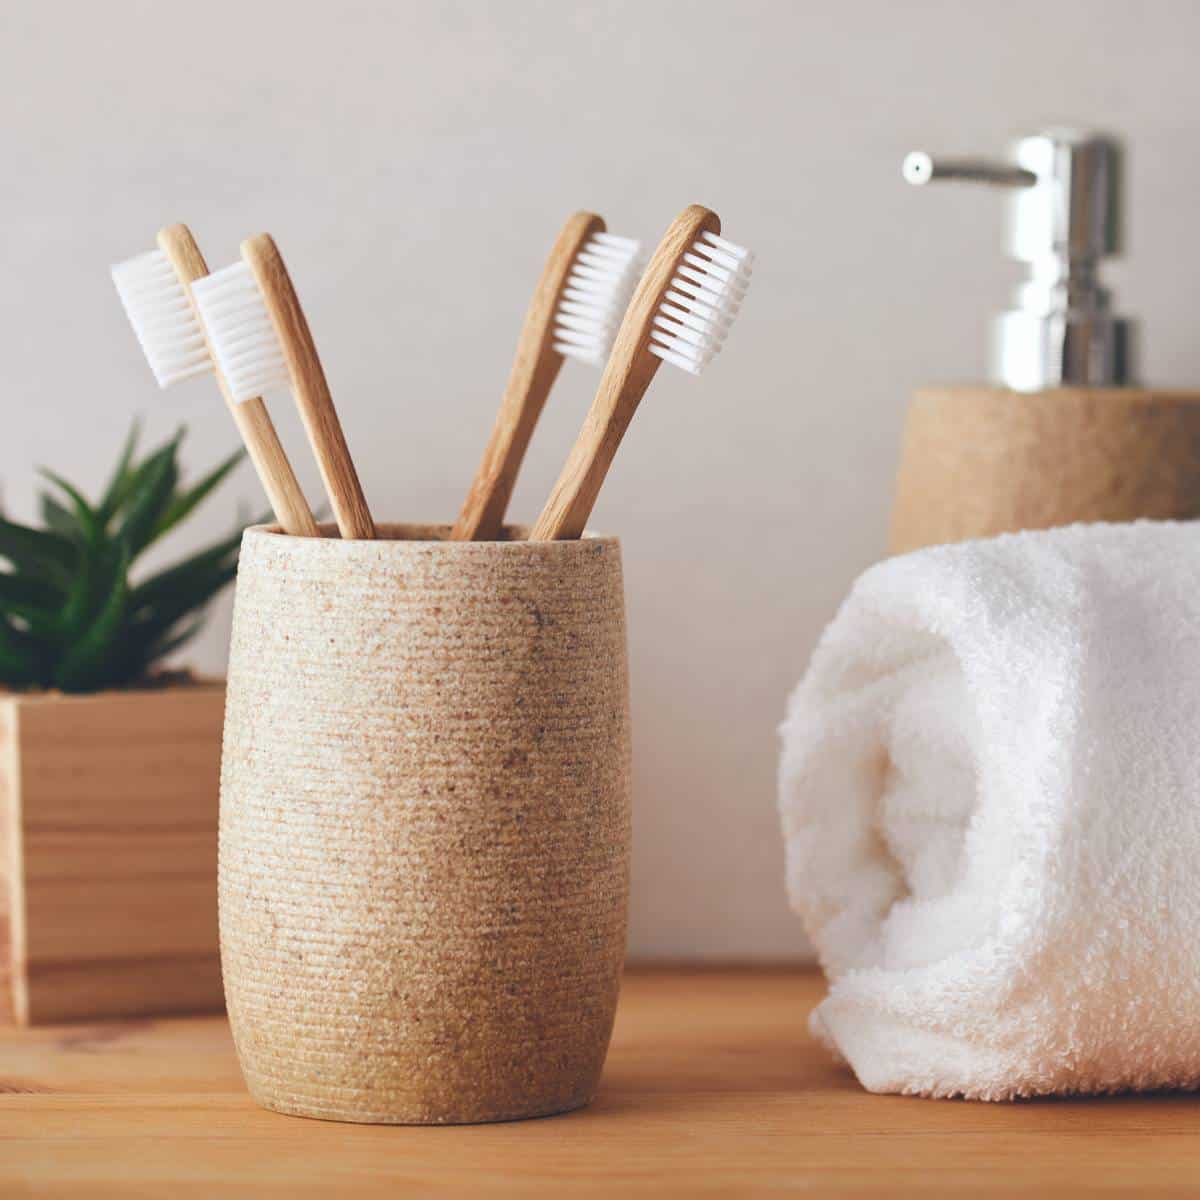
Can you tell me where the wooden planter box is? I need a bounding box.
[0,683,226,1024]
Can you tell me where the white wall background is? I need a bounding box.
[3,0,1199,959]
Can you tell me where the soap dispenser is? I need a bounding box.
[891,127,1200,554]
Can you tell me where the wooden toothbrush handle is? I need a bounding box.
[241,234,376,541]
[156,224,319,538]
[529,205,720,541]
[451,212,605,542]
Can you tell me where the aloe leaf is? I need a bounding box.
[148,447,245,546]
[39,469,99,544]
[0,614,44,685]
[0,572,60,612]
[0,421,252,691]
[40,493,77,537]
[0,516,76,583]
[131,559,237,641]
[5,606,63,643]
[53,543,130,692]
[116,439,180,557]
[129,528,244,616]
[96,419,142,527]
[53,537,107,644]
[151,613,208,659]
[125,562,237,682]
[0,573,64,639]
[12,537,116,649]
[124,613,209,680]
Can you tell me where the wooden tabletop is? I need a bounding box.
[1,968,1197,1197]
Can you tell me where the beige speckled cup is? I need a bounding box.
[218,524,632,1125]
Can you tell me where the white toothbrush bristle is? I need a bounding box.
[552,232,643,367]
[190,262,289,403]
[649,229,753,375]
[110,249,211,388]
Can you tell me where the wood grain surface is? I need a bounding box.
[1,686,226,1025]
[1,968,1196,1197]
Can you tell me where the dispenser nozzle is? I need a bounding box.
[902,152,1037,189]
[902,128,1134,391]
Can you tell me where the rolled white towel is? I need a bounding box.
[778,521,1200,1100]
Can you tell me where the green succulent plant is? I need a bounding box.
[0,421,256,693]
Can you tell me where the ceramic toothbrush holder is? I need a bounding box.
[218,524,632,1125]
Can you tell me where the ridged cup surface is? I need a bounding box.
[219,524,631,1124]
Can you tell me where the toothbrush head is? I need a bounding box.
[190,261,289,404]
[553,232,644,367]
[648,229,753,375]
[111,248,212,388]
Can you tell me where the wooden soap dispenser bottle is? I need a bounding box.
[891,127,1200,555]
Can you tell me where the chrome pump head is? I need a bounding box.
[903,128,1134,392]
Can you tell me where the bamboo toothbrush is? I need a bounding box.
[529,205,753,541]
[111,224,319,537]
[192,235,376,540]
[451,212,642,541]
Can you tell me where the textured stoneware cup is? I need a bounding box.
[218,524,632,1125]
